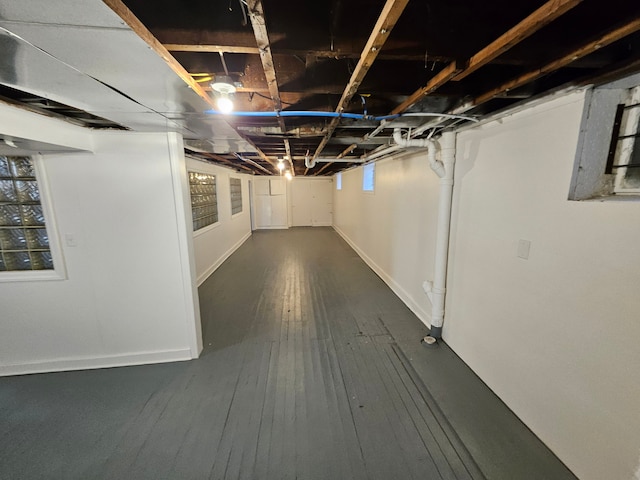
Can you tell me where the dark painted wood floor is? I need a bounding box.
[0,228,576,480]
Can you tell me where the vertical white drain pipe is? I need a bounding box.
[429,130,456,338]
[393,129,456,339]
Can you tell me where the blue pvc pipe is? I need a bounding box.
[204,110,401,121]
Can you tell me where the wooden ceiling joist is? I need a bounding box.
[474,16,640,106]
[165,43,454,63]
[165,44,260,55]
[390,0,582,114]
[311,0,410,164]
[246,0,293,174]
[247,0,284,117]
[453,0,583,81]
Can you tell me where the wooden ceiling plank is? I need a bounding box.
[311,0,410,163]
[164,42,454,63]
[474,16,640,106]
[165,44,260,54]
[454,0,583,81]
[390,61,461,114]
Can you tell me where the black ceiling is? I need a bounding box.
[117,0,640,175]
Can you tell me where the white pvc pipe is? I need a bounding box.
[391,128,456,338]
[304,155,316,169]
[429,130,456,338]
[392,129,444,177]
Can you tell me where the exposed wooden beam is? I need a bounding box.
[165,43,454,63]
[474,17,640,106]
[283,139,295,176]
[390,61,462,114]
[387,0,581,114]
[454,0,583,81]
[312,0,410,162]
[101,0,215,109]
[246,0,285,130]
[165,44,260,54]
[245,0,291,175]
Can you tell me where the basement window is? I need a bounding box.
[362,163,375,192]
[189,171,218,231]
[607,85,640,194]
[0,156,64,280]
[569,74,640,200]
[336,172,342,190]
[230,177,243,215]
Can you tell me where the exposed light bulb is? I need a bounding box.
[277,160,285,171]
[216,95,234,114]
[285,171,292,180]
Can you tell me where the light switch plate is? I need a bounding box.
[65,233,78,247]
[517,239,531,259]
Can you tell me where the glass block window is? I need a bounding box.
[189,171,218,231]
[0,156,53,271]
[230,177,242,215]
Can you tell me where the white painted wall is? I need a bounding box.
[334,90,640,480]
[289,177,333,226]
[0,104,201,375]
[253,177,288,229]
[447,91,640,480]
[186,157,252,285]
[333,152,441,323]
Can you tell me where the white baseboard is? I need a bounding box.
[197,231,252,286]
[255,225,289,230]
[0,348,192,377]
[333,225,431,328]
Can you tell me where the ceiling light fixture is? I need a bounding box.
[210,75,237,114]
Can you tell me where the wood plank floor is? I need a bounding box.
[0,227,576,480]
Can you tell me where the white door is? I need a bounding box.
[310,180,332,226]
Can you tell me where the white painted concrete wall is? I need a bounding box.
[253,177,288,229]
[186,157,252,285]
[333,152,441,323]
[447,91,640,480]
[333,90,640,479]
[288,177,333,226]
[0,105,200,375]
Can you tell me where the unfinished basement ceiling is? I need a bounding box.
[111,0,640,176]
[2,1,640,176]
